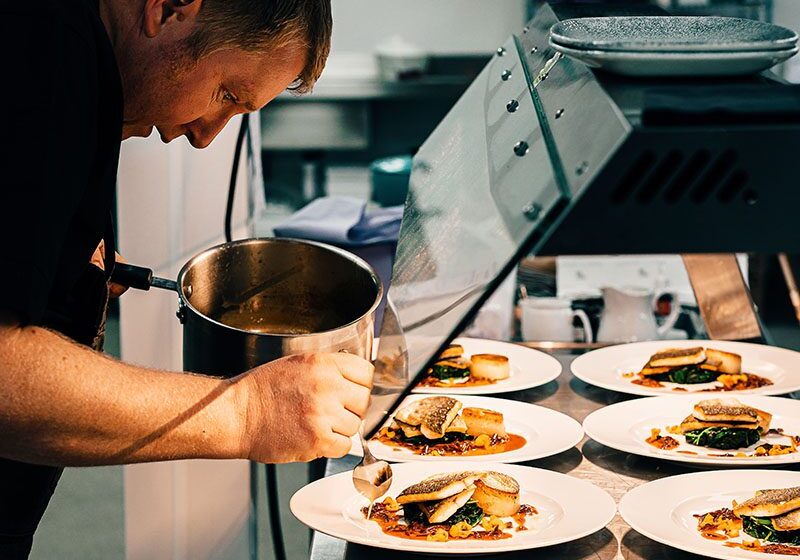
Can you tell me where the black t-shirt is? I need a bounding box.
[0,0,122,326]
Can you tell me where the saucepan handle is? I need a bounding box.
[111,263,178,293]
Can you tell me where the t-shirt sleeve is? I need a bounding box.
[0,7,96,323]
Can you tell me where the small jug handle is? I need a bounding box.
[654,291,681,338]
[573,309,594,343]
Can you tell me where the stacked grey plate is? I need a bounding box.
[549,16,798,77]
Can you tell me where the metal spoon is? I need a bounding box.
[351,421,393,520]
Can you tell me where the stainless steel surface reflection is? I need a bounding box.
[312,351,741,560]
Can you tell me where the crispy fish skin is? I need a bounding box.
[677,414,758,434]
[421,400,461,439]
[419,485,476,523]
[393,419,422,438]
[396,471,483,504]
[649,347,706,368]
[393,397,462,440]
[693,399,759,423]
[677,400,772,434]
[772,508,800,531]
[400,471,521,523]
[390,412,466,437]
[734,487,800,517]
[438,344,465,360]
[639,366,673,377]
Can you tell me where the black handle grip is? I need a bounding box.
[110,263,154,291]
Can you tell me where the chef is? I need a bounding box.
[0,0,372,557]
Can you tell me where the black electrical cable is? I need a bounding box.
[225,115,287,560]
[265,463,286,560]
[224,116,250,244]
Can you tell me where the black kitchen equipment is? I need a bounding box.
[110,263,176,292]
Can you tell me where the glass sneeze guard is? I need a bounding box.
[365,34,571,436]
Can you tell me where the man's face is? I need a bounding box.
[114,1,306,148]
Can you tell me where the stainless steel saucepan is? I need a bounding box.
[111,237,383,377]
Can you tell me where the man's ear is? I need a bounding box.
[142,0,204,39]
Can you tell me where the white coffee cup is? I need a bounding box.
[520,297,593,343]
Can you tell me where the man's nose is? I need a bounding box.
[188,113,236,149]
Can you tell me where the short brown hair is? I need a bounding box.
[187,0,332,94]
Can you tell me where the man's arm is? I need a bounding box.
[0,314,372,466]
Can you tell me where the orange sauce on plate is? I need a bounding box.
[694,507,800,555]
[374,433,527,457]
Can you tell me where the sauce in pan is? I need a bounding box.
[212,307,317,334]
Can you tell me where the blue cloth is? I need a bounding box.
[273,196,403,246]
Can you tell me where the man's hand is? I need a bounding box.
[236,352,374,463]
[90,240,128,298]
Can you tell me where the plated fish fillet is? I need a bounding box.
[734,487,800,517]
[397,471,484,504]
[393,396,462,439]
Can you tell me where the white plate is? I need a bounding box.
[290,461,615,555]
[351,394,583,463]
[412,337,562,395]
[550,16,798,53]
[549,41,798,77]
[584,395,800,466]
[619,469,800,560]
[571,340,800,397]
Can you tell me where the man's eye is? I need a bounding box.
[222,90,238,104]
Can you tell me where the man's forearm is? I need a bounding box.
[0,321,245,466]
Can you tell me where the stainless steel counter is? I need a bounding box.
[307,350,774,560]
